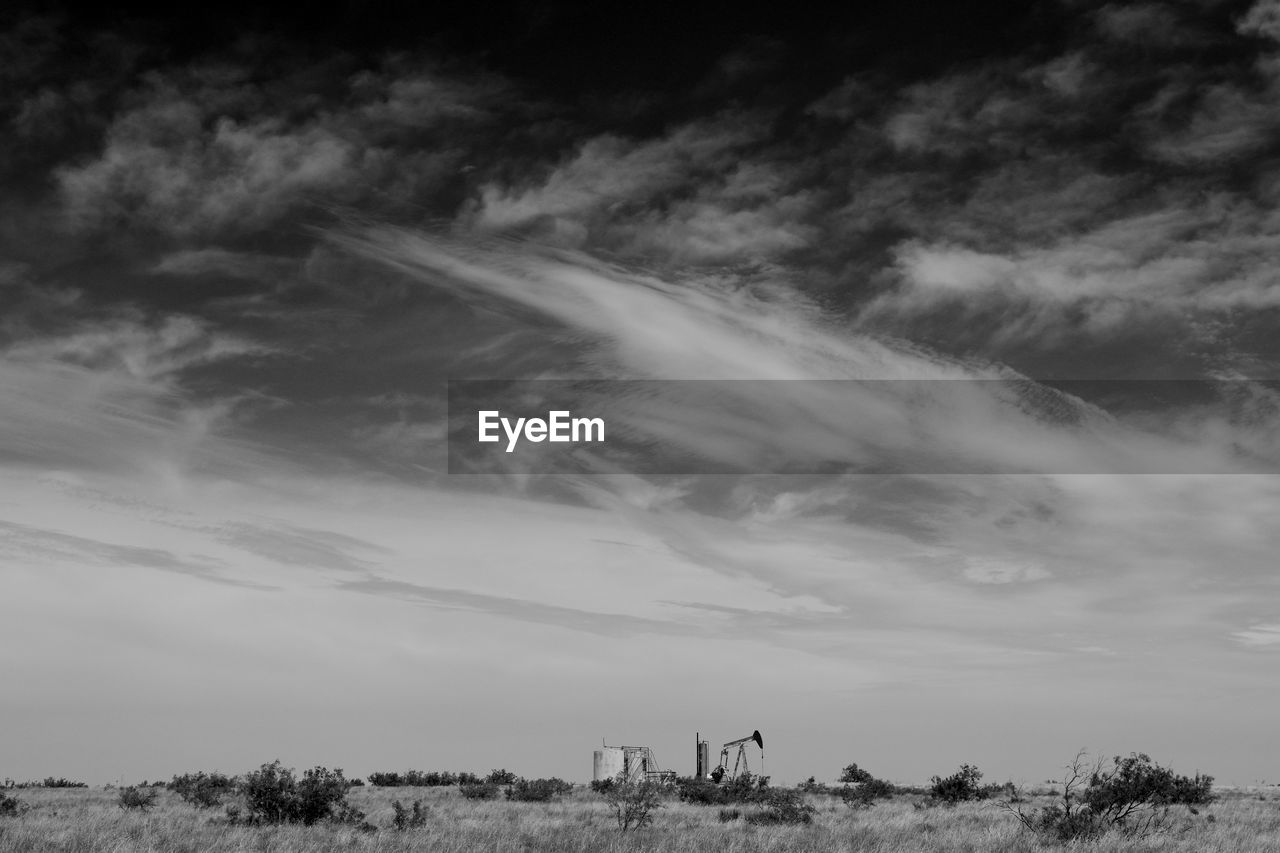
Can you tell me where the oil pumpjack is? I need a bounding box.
[697,729,764,782]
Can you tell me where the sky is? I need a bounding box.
[2,0,1280,788]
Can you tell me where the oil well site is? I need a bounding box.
[592,730,764,786]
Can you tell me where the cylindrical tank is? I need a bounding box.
[696,741,710,779]
[593,747,625,781]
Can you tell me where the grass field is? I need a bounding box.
[1,784,1278,852]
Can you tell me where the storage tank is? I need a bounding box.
[593,746,626,781]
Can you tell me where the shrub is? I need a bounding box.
[22,778,87,789]
[676,777,729,805]
[117,786,158,810]
[839,763,875,784]
[745,789,815,825]
[717,808,741,822]
[1003,751,1215,842]
[505,777,574,802]
[1084,753,1214,809]
[676,773,769,806]
[330,800,376,832]
[391,799,428,830]
[796,776,829,794]
[724,772,769,802]
[930,764,987,803]
[486,769,517,785]
[367,770,475,787]
[842,776,896,808]
[169,771,236,808]
[0,792,27,817]
[600,780,664,831]
[237,761,353,825]
[589,778,615,794]
[295,766,351,824]
[458,782,500,800]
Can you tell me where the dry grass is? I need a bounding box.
[0,785,1275,852]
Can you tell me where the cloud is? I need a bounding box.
[466,113,798,261]
[6,2,1280,787]
[337,229,1280,478]
[962,558,1052,585]
[0,518,266,588]
[6,314,265,380]
[54,57,512,238]
[339,577,707,638]
[149,248,298,283]
[1231,623,1280,646]
[58,102,362,236]
[0,313,267,480]
[1094,3,1212,48]
[862,200,1280,355]
[213,522,387,576]
[1238,0,1280,41]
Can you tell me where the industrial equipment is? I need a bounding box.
[695,733,710,779]
[593,742,677,784]
[709,729,763,782]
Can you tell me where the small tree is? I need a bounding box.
[601,780,664,831]
[930,764,986,803]
[170,771,236,808]
[237,761,353,825]
[117,786,158,810]
[839,763,875,784]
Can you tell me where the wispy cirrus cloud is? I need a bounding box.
[1231,623,1280,647]
[0,312,268,481]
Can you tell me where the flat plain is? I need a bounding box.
[2,784,1278,853]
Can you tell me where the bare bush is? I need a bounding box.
[600,780,664,831]
[1002,750,1215,841]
